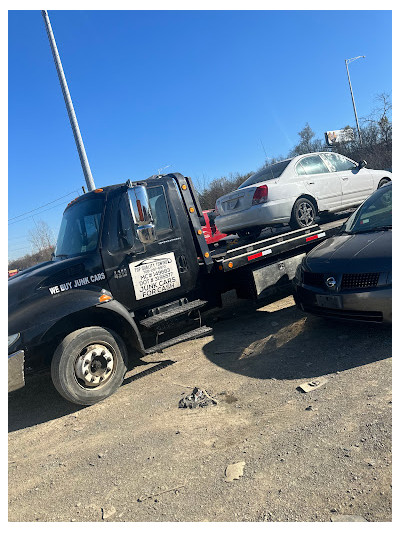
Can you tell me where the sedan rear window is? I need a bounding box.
[238,160,291,189]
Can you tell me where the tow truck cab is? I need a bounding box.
[8,173,341,405]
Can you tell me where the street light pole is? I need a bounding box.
[345,55,365,145]
[42,10,96,192]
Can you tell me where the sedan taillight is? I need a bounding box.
[252,185,268,205]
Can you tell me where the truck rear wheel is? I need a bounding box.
[51,327,128,405]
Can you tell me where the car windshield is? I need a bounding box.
[343,185,392,235]
[54,197,104,258]
[238,159,292,189]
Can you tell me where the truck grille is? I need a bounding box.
[341,273,380,289]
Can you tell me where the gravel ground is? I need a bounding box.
[8,294,392,522]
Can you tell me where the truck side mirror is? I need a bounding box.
[129,185,156,245]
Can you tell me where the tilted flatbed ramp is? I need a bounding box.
[210,213,351,272]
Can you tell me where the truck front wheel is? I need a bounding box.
[51,327,128,405]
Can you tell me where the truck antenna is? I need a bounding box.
[157,164,172,176]
[41,10,96,192]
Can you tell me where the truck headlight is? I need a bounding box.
[8,333,20,349]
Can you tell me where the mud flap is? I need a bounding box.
[237,253,306,301]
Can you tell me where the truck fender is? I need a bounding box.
[22,290,146,365]
[96,298,146,355]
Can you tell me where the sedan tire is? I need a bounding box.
[290,197,317,229]
[378,178,391,188]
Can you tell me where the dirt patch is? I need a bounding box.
[8,295,392,522]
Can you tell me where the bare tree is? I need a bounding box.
[288,123,324,157]
[28,220,55,253]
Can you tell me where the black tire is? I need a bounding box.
[237,227,263,239]
[290,197,317,229]
[51,326,128,405]
[378,178,391,188]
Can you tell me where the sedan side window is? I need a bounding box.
[298,155,330,175]
[324,153,357,172]
[295,162,307,176]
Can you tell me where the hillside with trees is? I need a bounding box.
[198,93,392,209]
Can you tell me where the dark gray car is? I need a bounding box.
[293,183,392,323]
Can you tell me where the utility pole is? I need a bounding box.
[42,10,96,191]
[345,55,365,146]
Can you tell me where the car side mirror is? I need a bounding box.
[358,160,367,169]
[129,185,156,244]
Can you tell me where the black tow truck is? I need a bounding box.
[8,173,345,405]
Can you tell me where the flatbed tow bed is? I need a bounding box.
[208,212,352,272]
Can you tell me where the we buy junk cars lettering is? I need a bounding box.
[48,272,106,294]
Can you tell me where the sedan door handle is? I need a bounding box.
[341,177,349,181]
[307,181,315,185]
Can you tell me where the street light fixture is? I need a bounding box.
[345,55,366,145]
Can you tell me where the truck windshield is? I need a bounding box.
[54,197,104,258]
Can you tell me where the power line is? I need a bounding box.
[8,199,75,226]
[8,189,81,222]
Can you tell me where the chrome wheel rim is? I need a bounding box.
[74,343,115,388]
[296,201,315,226]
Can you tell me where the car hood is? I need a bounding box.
[304,230,392,273]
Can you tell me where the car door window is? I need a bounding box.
[324,153,357,172]
[298,155,330,175]
[295,162,307,176]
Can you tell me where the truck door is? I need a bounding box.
[101,180,200,312]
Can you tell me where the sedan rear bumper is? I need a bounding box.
[293,281,392,323]
[216,199,293,232]
[8,350,25,392]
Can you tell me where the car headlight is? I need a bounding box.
[8,333,20,349]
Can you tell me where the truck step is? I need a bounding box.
[144,325,213,354]
[140,299,208,329]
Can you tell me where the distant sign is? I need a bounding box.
[325,128,354,146]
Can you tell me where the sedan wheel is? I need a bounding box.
[378,178,391,188]
[290,197,316,229]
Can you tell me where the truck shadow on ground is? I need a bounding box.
[8,357,175,433]
[202,295,391,381]
[9,294,390,433]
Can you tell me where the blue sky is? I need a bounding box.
[8,9,392,261]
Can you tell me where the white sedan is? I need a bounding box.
[215,152,392,237]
